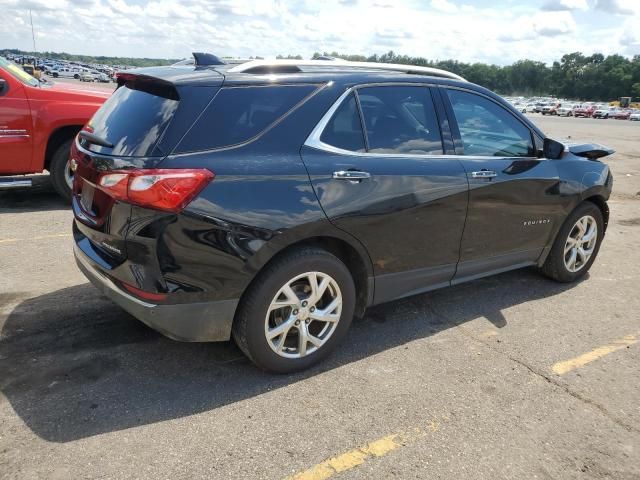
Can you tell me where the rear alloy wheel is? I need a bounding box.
[540,201,604,282]
[233,248,355,373]
[265,272,342,358]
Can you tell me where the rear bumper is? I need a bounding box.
[74,243,238,342]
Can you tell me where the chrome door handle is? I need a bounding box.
[470,170,497,179]
[333,170,371,180]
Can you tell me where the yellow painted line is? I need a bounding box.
[0,233,72,244]
[552,334,637,375]
[285,421,444,480]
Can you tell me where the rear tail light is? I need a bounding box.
[96,169,214,213]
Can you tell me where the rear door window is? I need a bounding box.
[357,86,443,155]
[446,89,534,157]
[319,93,366,152]
[175,84,317,152]
[86,83,179,157]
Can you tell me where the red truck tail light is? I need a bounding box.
[97,169,214,213]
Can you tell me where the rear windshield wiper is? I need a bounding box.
[79,130,114,148]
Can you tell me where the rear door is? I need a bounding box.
[440,87,562,282]
[301,84,468,304]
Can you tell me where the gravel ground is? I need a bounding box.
[0,115,638,479]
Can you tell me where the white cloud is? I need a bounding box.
[0,0,637,66]
[594,0,637,15]
[532,11,577,36]
[541,0,588,11]
[430,0,458,13]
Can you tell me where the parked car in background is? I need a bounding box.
[94,72,111,82]
[50,67,82,79]
[556,106,573,117]
[573,105,594,118]
[71,55,614,372]
[522,103,536,113]
[79,71,111,83]
[21,64,41,80]
[0,56,109,199]
[592,107,610,119]
[610,109,631,120]
[79,72,95,82]
[541,103,559,115]
[630,111,640,121]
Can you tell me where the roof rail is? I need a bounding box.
[226,59,466,81]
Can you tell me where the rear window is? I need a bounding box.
[86,83,179,157]
[175,84,317,152]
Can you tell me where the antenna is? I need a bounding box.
[29,10,36,53]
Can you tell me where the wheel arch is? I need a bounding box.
[583,194,609,233]
[243,234,373,320]
[537,195,609,267]
[44,125,82,171]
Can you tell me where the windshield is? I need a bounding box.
[0,57,39,87]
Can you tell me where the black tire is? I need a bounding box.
[540,201,604,283]
[74,74,79,79]
[232,247,356,373]
[49,139,73,202]
[53,72,58,78]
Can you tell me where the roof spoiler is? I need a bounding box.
[116,73,180,100]
[192,52,226,66]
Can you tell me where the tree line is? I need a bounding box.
[312,51,640,101]
[1,49,178,68]
[3,48,639,101]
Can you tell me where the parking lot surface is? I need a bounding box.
[1,115,639,479]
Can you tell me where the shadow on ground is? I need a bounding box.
[0,175,68,213]
[0,269,581,442]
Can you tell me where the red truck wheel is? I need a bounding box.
[49,139,73,201]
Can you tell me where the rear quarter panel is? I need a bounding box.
[129,84,373,303]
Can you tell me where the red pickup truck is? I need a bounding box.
[0,57,109,200]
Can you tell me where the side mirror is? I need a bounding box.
[543,137,565,160]
[0,78,6,95]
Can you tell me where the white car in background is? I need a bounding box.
[556,106,573,116]
[630,111,640,121]
[592,107,611,119]
[50,67,82,79]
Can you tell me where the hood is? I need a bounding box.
[45,80,112,99]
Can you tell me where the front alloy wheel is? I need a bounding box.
[540,201,604,283]
[265,272,342,358]
[564,215,597,273]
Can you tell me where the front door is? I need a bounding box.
[0,69,33,174]
[301,84,468,304]
[440,87,563,282]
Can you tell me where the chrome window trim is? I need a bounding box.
[304,82,538,161]
[305,83,448,159]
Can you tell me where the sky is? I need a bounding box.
[1,0,638,65]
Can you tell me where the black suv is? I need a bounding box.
[72,54,613,372]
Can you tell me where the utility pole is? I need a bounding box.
[29,10,36,53]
